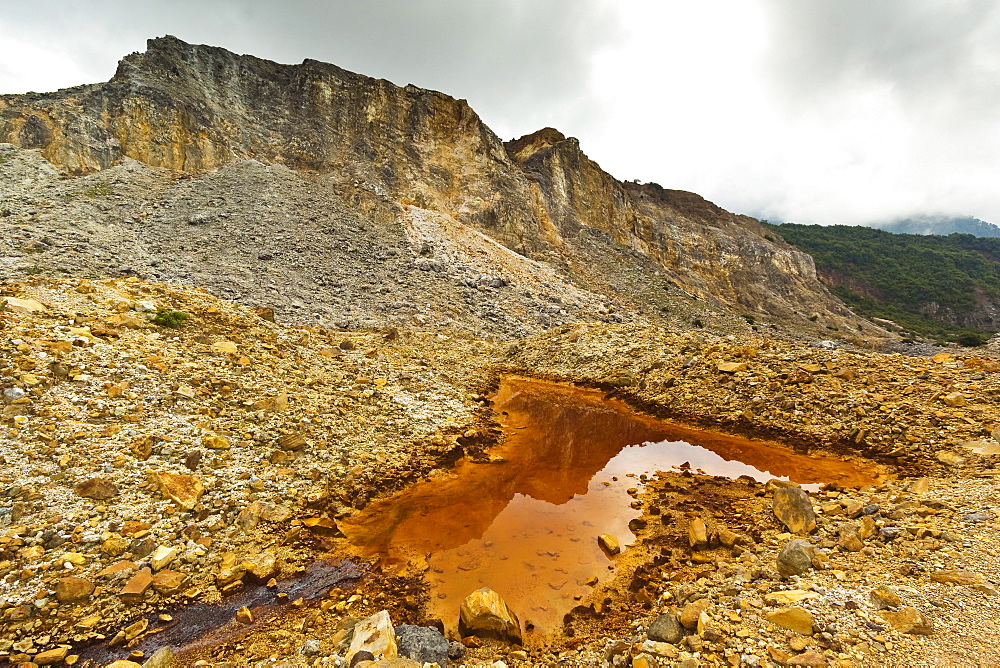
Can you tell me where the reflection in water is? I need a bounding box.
[341,376,876,635]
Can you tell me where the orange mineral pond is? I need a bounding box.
[340,376,878,637]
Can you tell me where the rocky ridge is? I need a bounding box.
[1,36,874,337]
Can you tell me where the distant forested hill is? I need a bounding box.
[873,215,1000,237]
[766,223,1000,344]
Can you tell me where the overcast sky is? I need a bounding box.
[2,0,999,226]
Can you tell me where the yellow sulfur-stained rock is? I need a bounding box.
[766,606,814,635]
[149,470,204,510]
[598,533,620,556]
[459,588,522,644]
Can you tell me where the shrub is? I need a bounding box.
[151,307,189,328]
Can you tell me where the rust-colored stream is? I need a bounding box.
[341,376,877,637]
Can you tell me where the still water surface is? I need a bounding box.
[342,376,876,635]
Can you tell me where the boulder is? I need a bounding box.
[776,539,815,577]
[647,613,684,644]
[772,486,816,534]
[458,587,522,644]
[394,624,449,666]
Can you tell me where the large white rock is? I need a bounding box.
[347,610,398,663]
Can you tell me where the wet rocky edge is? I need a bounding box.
[3,278,1000,666]
[501,322,1000,472]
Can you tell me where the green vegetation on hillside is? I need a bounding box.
[766,223,1000,345]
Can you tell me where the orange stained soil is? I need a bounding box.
[340,376,880,638]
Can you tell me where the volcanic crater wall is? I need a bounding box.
[1,35,861,328]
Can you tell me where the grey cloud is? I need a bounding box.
[759,0,1000,121]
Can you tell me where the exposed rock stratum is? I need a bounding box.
[1,35,872,338]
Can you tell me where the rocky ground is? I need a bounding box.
[2,276,1000,667]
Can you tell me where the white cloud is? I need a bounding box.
[1,0,998,226]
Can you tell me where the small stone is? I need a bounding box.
[149,545,179,571]
[959,439,1000,456]
[648,613,684,644]
[448,641,466,661]
[598,534,620,556]
[930,569,986,585]
[244,551,279,582]
[149,470,204,510]
[3,296,46,312]
[640,640,679,658]
[55,576,95,603]
[236,606,254,624]
[772,486,817,534]
[718,529,741,548]
[150,570,187,596]
[34,646,70,665]
[348,610,399,661]
[278,433,307,450]
[123,618,149,641]
[859,515,877,540]
[458,587,522,644]
[870,586,904,610]
[936,450,966,466]
[212,340,238,354]
[688,518,708,550]
[776,539,815,577]
[679,599,710,629]
[941,392,967,407]
[142,646,173,668]
[74,477,119,500]
[878,606,934,634]
[909,478,930,494]
[717,362,747,373]
[787,650,828,666]
[766,606,813,635]
[119,568,153,600]
[837,526,864,552]
[201,435,231,450]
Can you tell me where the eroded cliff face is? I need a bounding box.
[506,128,855,322]
[0,36,866,331]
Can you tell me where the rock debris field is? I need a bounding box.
[2,276,1000,667]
